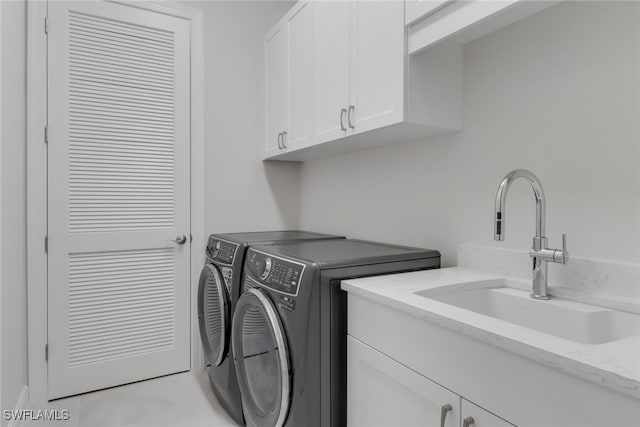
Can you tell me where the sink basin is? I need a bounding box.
[416,284,640,345]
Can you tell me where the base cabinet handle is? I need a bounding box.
[463,416,475,427]
[440,404,452,427]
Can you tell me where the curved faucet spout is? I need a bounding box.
[494,169,546,241]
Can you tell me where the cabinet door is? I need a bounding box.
[350,1,405,135]
[286,2,313,150]
[347,336,460,427]
[405,0,452,25]
[265,25,288,155]
[461,400,515,427]
[313,0,350,144]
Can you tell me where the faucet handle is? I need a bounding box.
[554,233,569,264]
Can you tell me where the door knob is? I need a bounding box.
[169,235,187,245]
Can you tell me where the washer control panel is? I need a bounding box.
[247,251,305,296]
[206,237,237,265]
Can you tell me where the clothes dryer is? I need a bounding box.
[232,239,440,427]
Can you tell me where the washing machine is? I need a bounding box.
[231,239,441,427]
[197,231,344,425]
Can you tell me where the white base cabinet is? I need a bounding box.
[347,294,640,427]
[348,336,512,427]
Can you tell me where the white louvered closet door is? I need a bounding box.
[47,1,191,399]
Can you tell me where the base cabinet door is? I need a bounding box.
[462,400,515,427]
[347,336,460,427]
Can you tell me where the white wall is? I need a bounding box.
[299,1,639,268]
[184,1,300,235]
[1,0,28,418]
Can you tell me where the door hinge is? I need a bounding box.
[45,344,48,361]
[44,17,49,34]
[44,125,48,144]
[44,236,48,253]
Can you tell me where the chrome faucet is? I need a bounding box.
[494,169,569,300]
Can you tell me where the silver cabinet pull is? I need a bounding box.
[440,404,452,427]
[463,417,475,427]
[348,105,355,129]
[340,108,347,131]
[282,131,287,149]
[169,235,187,245]
[277,132,283,149]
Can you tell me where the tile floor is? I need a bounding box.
[24,370,237,427]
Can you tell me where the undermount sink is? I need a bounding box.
[416,282,640,345]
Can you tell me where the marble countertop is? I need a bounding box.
[342,267,640,399]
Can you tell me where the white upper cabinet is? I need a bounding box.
[313,1,351,145]
[315,0,405,140]
[264,0,559,161]
[264,0,463,161]
[265,25,288,156]
[264,2,314,157]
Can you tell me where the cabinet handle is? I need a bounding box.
[348,105,355,130]
[463,417,475,427]
[282,131,287,149]
[277,132,282,149]
[340,108,347,132]
[440,404,452,427]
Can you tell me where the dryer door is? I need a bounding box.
[232,288,290,427]
[197,264,231,366]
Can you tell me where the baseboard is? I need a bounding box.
[7,386,29,427]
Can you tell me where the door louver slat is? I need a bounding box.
[68,248,175,367]
[67,11,175,233]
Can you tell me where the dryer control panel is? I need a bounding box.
[246,251,305,296]
[206,237,238,265]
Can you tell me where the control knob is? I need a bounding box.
[212,240,221,258]
[259,257,273,280]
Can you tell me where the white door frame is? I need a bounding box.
[26,0,205,406]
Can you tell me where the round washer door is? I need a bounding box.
[197,264,230,366]
[232,288,290,427]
